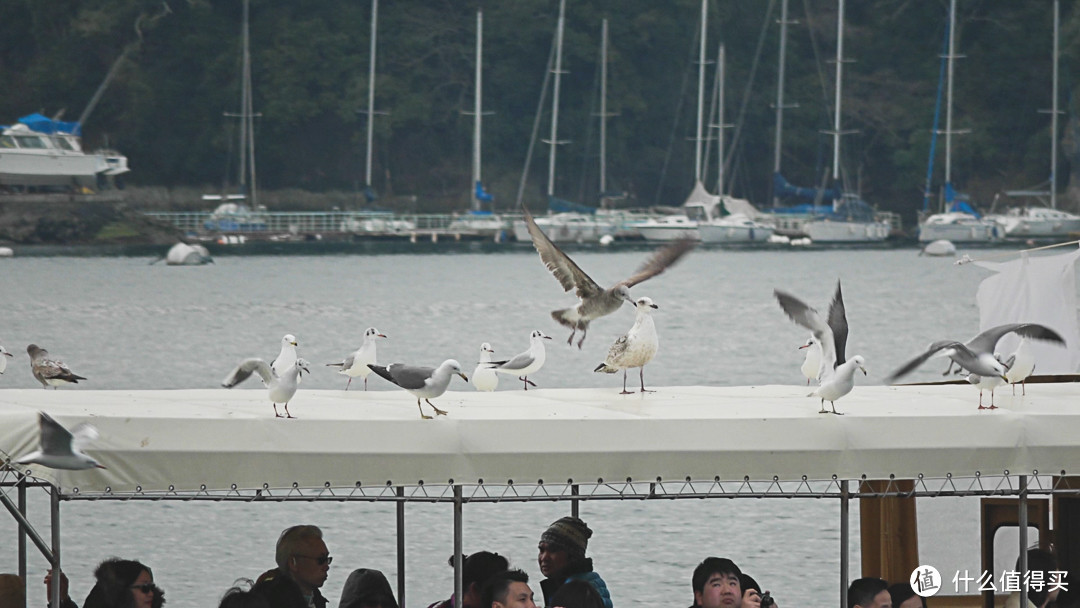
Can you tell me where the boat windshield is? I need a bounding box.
[0,135,15,149]
[14,135,48,149]
[54,136,75,151]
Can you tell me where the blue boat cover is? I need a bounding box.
[18,113,82,136]
[773,172,841,202]
[475,181,493,202]
[548,196,597,215]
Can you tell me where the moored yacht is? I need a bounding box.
[0,114,129,190]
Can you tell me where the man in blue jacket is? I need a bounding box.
[537,516,613,608]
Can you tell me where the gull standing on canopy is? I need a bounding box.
[885,324,1066,399]
[270,334,299,378]
[522,205,695,348]
[326,327,387,390]
[14,412,105,470]
[1004,337,1036,396]
[27,344,86,389]
[0,344,13,374]
[222,357,311,418]
[966,363,1008,410]
[799,336,822,386]
[488,330,551,390]
[367,360,468,419]
[594,296,660,394]
[774,281,867,414]
[471,343,499,392]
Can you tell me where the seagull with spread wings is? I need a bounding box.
[15,412,105,470]
[522,205,695,348]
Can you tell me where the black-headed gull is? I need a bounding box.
[489,330,551,390]
[471,343,498,392]
[222,357,310,418]
[0,344,12,374]
[327,327,386,390]
[15,412,105,470]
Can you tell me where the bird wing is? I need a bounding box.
[70,422,100,452]
[605,335,631,364]
[967,323,1066,353]
[222,358,273,388]
[523,205,603,299]
[35,359,81,382]
[38,412,75,457]
[774,289,836,379]
[826,281,849,367]
[885,340,970,383]
[339,353,356,369]
[617,237,697,288]
[369,363,435,390]
[492,350,536,373]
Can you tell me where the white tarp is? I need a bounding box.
[976,247,1080,373]
[2,384,1080,496]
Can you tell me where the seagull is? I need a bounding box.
[270,333,299,373]
[799,336,822,386]
[0,344,13,374]
[1004,337,1036,396]
[594,297,660,394]
[885,323,1065,387]
[367,360,468,419]
[488,330,551,390]
[522,205,695,348]
[326,327,387,390]
[775,281,867,414]
[27,344,86,389]
[471,343,499,392]
[966,360,1008,410]
[15,412,105,470]
[222,357,311,418]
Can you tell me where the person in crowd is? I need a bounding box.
[219,580,270,608]
[339,568,398,608]
[690,557,742,608]
[45,559,165,608]
[848,577,890,608]
[537,517,612,608]
[887,582,924,608]
[252,524,331,608]
[1005,549,1064,608]
[428,551,509,608]
[481,569,537,608]
[1,573,26,608]
[739,573,777,608]
[549,579,605,608]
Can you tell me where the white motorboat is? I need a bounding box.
[918,210,1002,243]
[698,213,774,243]
[0,115,129,190]
[511,212,615,243]
[803,216,890,243]
[992,205,1080,239]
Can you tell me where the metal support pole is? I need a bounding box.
[0,482,53,561]
[396,486,405,608]
[454,485,464,608]
[841,480,850,608]
[18,479,27,597]
[1019,475,1029,608]
[50,486,61,608]
[571,484,580,518]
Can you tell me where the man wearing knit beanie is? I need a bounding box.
[537,516,613,608]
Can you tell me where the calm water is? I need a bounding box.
[0,246,1070,607]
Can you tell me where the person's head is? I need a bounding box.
[338,568,398,608]
[538,517,592,579]
[848,577,890,608]
[887,582,925,608]
[692,557,742,608]
[1016,548,1060,608]
[83,558,164,608]
[549,579,604,608]
[0,574,25,608]
[458,551,509,608]
[481,569,536,608]
[218,580,270,608]
[275,525,330,593]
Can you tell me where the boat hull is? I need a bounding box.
[698,222,773,243]
[918,214,1002,243]
[511,214,616,243]
[804,220,890,243]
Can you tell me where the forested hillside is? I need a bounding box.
[2,0,1078,222]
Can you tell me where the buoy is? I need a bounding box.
[599,234,615,246]
[0,247,14,258]
[920,239,956,257]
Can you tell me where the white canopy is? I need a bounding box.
[2,384,1078,496]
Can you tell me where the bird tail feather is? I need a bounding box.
[594,363,617,374]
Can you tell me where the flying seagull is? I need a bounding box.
[775,281,867,414]
[15,412,105,470]
[488,330,551,390]
[471,343,499,392]
[0,344,13,374]
[27,344,86,389]
[522,205,695,348]
[222,357,311,418]
[326,327,387,390]
[594,296,660,394]
[367,359,468,419]
[885,323,1065,391]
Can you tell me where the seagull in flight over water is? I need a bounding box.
[775,281,867,415]
[15,412,105,470]
[522,205,695,348]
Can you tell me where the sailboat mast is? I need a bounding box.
[365,0,378,189]
[1051,0,1059,209]
[772,0,790,204]
[599,18,608,197]
[244,0,257,209]
[547,0,566,198]
[695,0,707,183]
[944,0,956,202]
[831,0,844,186]
[238,0,250,196]
[472,9,483,211]
[717,43,726,196]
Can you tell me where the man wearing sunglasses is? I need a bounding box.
[253,524,332,608]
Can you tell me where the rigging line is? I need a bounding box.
[722,0,776,193]
[801,0,843,192]
[654,14,701,206]
[514,29,558,209]
[576,35,604,204]
[954,239,1080,265]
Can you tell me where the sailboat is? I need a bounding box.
[916,0,1001,244]
[635,0,773,243]
[511,0,617,243]
[985,0,1080,240]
